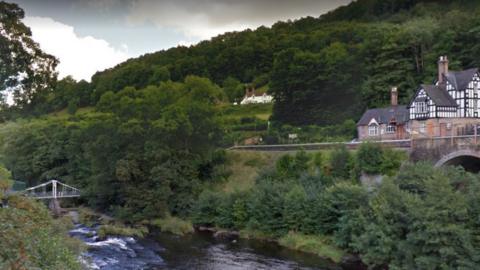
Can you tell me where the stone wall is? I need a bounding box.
[410,136,480,163]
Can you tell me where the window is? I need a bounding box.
[415,101,427,113]
[368,123,379,136]
[386,124,396,134]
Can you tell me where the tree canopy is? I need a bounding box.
[0,1,57,111]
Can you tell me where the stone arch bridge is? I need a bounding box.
[230,135,480,172]
[410,135,480,172]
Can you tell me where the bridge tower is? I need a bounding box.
[23,180,81,215]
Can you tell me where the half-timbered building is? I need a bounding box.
[358,56,480,141]
[408,56,480,138]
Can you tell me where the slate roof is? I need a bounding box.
[444,68,478,90]
[357,105,409,126]
[421,84,457,107]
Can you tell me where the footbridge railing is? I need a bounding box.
[23,180,81,199]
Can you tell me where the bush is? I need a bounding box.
[350,166,480,269]
[329,145,352,179]
[318,182,369,234]
[192,190,223,226]
[279,232,345,263]
[150,216,194,236]
[356,142,383,174]
[0,196,82,269]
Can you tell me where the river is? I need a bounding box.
[69,224,344,270]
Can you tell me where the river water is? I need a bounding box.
[70,224,343,270]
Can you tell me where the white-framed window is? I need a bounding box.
[386,124,396,134]
[368,123,379,136]
[415,101,428,113]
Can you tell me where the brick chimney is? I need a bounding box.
[438,55,449,83]
[245,86,255,97]
[391,86,398,106]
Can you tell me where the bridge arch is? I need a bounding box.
[435,149,480,173]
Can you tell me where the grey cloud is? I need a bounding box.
[127,0,352,38]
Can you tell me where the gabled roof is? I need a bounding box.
[421,84,457,107]
[444,68,478,90]
[357,105,408,126]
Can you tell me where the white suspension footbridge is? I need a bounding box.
[23,179,81,199]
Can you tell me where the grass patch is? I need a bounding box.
[150,216,194,236]
[278,232,345,263]
[97,224,148,239]
[222,151,282,193]
[239,228,276,241]
[220,103,272,120]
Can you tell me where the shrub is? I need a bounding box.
[356,142,383,174]
[150,216,194,236]
[329,145,352,179]
[279,232,345,263]
[0,196,82,269]
[192,190,223,226]
[319,182,369,234]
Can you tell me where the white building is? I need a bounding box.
[240,93,273,105]
[240,87,273,105]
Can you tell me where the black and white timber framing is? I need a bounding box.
[408,58,480,120]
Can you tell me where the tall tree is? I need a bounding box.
[0,2,57,109]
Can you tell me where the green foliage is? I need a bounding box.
[1,76,224,221]
[356,143,384,174]
[279,232,345,263]
[0,196,82,269]
[97,224,148,239]
[0,2,57,113]
[150,216,194,236]
[222,77,244,103]
[0,165,13,195]
[329,145,352,179]
[343,165,480,269]
[11,0,480,126]
[356,143,406,175]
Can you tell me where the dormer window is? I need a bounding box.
[368,123,379,136]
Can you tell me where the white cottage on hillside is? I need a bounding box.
[240,87,273,105]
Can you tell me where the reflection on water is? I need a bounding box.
[154,232,340,270]
[70,224,341,270]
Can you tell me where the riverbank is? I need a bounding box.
[196,226,358,267]
[74,207,357,268]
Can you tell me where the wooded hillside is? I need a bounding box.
[70,0,480,126]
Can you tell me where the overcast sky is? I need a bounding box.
[12,0,352,81]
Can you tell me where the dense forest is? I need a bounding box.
[15,0,480,126]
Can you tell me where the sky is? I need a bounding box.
[12,0,352,81]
